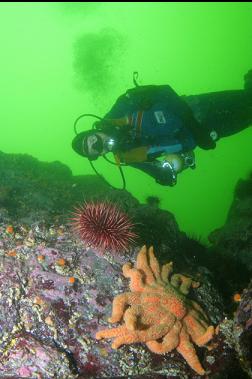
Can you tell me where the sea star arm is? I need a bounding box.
[190,300,210,323]
[135,245,156,285]
[193,325,215,347]
[96,325,128,340]
[170,274,200,295]
[146,320,182,354]
[108,292,141,323]
[148,246,162,281]
[161,262,173,283]
[177,325,206,376]
[96,320,175,350]
[183,313,215,346]
[187,309,209,332]
[123,305,142,330]
[122,263,145,292]
[112,320,175,349]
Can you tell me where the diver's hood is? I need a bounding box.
[72,131,104,160]
[72,132,87,157]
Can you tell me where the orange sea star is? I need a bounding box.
[96,245,217,375]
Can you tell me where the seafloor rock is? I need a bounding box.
[0,150,139,224]
[0,219,240,379]
[0,150,210,272]
[208,172,252,272]
[233,280,252,378]
[206,173,252,307]
[0,150,181,252]
[0,256,23,354]
[0,332,75,378]
[0,151,248,378]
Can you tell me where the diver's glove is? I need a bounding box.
[187,120,216,150]
[129,161,177,186]
[182,110,217,150]
[195,131,216,150]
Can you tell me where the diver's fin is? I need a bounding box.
[244,69,252,91]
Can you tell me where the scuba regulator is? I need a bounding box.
[72,113,127,190]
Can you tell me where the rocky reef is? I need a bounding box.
[0,150,251,378]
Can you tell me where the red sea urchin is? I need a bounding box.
[71,201,137,252]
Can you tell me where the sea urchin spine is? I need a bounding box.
[71,201,137,253]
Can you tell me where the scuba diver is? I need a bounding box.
[72,70,252,188]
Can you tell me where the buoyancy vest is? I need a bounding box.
[104,85,197,162]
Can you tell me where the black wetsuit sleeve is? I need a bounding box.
[184,88,252,139]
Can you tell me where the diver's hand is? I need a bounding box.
[186,117,216,150]
[197,136,216,150]
[192,127,216,150]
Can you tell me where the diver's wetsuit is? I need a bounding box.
[104,85,215,151]
[184,71,252,138]
[101,70,252,185]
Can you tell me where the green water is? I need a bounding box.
[0,2,252,241]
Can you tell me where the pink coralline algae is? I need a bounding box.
[0,219,236,378]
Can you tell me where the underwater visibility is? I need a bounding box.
[0,2,252,378]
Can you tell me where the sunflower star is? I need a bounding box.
[96,245,217,375]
